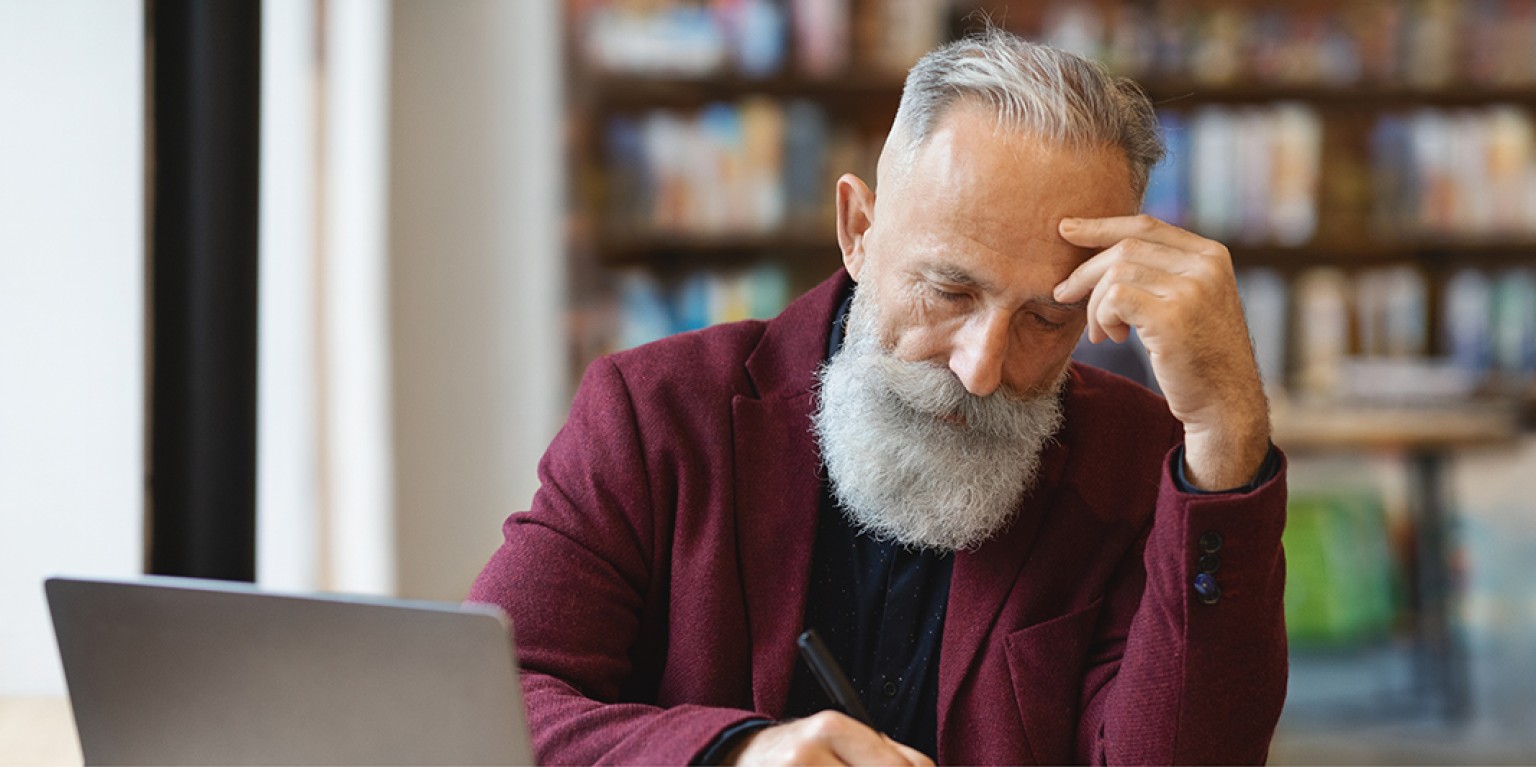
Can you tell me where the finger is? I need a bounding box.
[1058,213,1211,252]
[1090,281,1163,345]
[736,734,843,766]
[801,712,916,766]
[1073,249,1184,343]
[786,748,844,767]
[733,717,846,766]
[1056,237,1199,305]
[796,711,907,767]
[828,727,920,767]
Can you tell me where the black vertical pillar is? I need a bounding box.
[148,0,261,581]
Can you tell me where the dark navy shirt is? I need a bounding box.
[781,486,953,759]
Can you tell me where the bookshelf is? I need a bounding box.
[562,0,1536,728]
[565,0,1536,399]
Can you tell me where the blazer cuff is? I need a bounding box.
[1171,443,1281,495]
[693,719,775,765]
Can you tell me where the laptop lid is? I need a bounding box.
[45,575,535,766]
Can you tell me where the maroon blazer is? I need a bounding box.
[470,270,1288,765]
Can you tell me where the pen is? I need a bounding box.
[796,628,876,730]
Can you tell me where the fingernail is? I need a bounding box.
[1053,282,1069,300]
[1059,217,1079,232]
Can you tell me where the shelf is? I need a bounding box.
[590,230,1536,269]
[1232,239,1536,267]
[579,71,906,110]
[595,230,840,267]
[1145,82,1536,108]
[1271,399,1522,452]
[580,71,1536,111]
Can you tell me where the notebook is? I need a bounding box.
[45,575,535,765]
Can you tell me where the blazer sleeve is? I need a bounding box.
[468,358,761,765]
[1075,445,1289,765]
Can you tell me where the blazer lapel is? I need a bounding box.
[733,390,821,716]
[937,436,1071,733]
[730,268,851,716]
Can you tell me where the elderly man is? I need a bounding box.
[471,28,1287,766]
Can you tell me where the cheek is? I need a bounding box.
[886,320,949,363]
[1002,328,1080,391]
[890,305,970,364]
[866,284,947,359]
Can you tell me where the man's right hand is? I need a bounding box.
[726,711,934,766]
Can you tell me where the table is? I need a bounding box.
[0,697,79,766]
[1273,399,1522,721]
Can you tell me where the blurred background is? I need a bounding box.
[2,0,1534,763]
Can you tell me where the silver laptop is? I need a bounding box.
[45,575,535,766]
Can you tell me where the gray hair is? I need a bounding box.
[889,26,1164,200]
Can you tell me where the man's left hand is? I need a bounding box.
[1054,214,1270,491]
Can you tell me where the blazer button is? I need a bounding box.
[882,681,899,697]
[1198,531,1223,553]
[1193,573,1221,604]
[1198,553,1221,574]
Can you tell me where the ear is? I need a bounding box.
[835,173,875,281]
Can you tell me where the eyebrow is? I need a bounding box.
[1043,296,1089,313]
[921,263,992,291]
[918,262,1088,313]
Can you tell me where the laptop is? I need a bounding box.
[45,575,536,766]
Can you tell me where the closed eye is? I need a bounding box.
[1027,312,1067,331]
[927,283,970,303]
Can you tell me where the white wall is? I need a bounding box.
[258,0,322,592]
[0,0,145,695]
[388,0,565,601]
[321,0,399,596]
[259,0,399,597]
[258,0,564,600]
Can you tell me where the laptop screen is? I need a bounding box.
[46,575,535,766]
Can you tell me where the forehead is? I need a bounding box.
[885,105,1138,273]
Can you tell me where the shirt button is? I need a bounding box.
[882,681,898,697]
[1198,531,1223,553]
[1193,573,1221,604]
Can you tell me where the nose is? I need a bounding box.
[948,310,1011,397]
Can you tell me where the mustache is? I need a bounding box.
[853,343,1064,443]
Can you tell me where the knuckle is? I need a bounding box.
[1189,255,1226,284]
[1103,260,1136,283]
[1199,240,1231,259]
[1097,240,1128,263]
[804,710,842,737]
[1102,282,1137,308]
[1121,237,1156,261]
[1198,243,1233,269]
[782,742,817,762]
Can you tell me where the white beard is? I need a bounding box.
[811,286,1068,552]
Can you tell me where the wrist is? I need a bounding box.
[1182,414,1271,491]
[703,720,775,766]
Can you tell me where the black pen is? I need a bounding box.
[796,629,876,729]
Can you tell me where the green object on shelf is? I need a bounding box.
[1283,488,1400,648]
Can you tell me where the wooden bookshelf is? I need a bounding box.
[579,72,908,110]
[584,77,1536,111]
[1146,84,1536,109]
[564,0,1536,391]
[561,0,1536,735]
[595,230,839,267]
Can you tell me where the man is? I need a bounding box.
[471,28,1286,766]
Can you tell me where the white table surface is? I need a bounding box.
[0,697,79,766]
